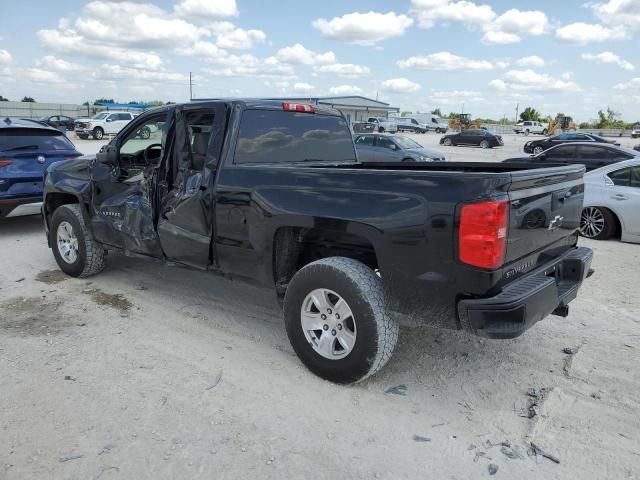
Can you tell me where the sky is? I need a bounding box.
[0,0,639,122]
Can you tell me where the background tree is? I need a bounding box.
[0,95,8,101]
[21,96,35,102]
[94,98,115,104]
[519,107,541,122]
[430,108,443,117]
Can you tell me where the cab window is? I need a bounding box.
[355,135,374,146]
[118,115,165,171]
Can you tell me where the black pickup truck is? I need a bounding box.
[42,100,593,383]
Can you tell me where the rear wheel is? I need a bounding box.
[378,127,385,133]
[480,140,490,149]
[51,204,106,277]
[283,257,398,384]
[580,206,616,240]
[542,129,548,135]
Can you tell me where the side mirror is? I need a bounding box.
[106,118,113,122]
[96,144,118,165]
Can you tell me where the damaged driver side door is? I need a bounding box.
[91,112,167,257]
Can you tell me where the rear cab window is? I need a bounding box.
[0,128,76,152]
[234,109,356,164]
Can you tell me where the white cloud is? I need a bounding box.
[215,27,266,49]
[613,77,640,90]
[561,72,574,81]
[515,56,545,67]
[293,82,315,93]
[328,85,363,95]
[275,44,336,66]
[174,0,238,19]
[22,68,70,84]
[591,0,640,29]
[410,0,495,29]
[481,31,520,44]
[315,63,370,77]
[35,55,84,72]
[489,69,580,92]
[201,52,295,78]
[582,51,634,71]
[428,90,485,105]
[38,29,165,69]
[99,64,189,83]
[0,49,12,64]
[555,22,627,44]
[398,52,495,71]
[312,11,413,46]
[483,9,548,44]
[381,78,422,93]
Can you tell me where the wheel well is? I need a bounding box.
[45,193,78,221]
[600,206,622,237]
[272,227,378,302]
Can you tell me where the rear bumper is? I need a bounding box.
[0,197,42,219]
[457,247,593,339]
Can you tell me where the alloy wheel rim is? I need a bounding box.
[57,221,79,264]
[301,288,357,360]
[580,207,605,238]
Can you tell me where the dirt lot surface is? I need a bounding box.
[1,210,639,479]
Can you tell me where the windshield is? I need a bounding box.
[392,136,422,149]
[92,113,109,120]
[0,129,76,151]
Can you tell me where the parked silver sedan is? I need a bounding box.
[580,159,640,243]
[354,133,445,162]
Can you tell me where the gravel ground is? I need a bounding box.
[1,132,639,479]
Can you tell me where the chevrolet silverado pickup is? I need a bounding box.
[42,100,593,384]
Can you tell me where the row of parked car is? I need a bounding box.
[31,110,138,140]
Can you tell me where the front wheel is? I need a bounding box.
[524,129,530,136]
[533,146,544,155]
[480,140,490,149]
[51,204,106,277]
[443,138,453,146]
[92,127,104,140]
[283,257,399,384]
[378,127,385,133]
[542,129,548,135]
[580,206,616,240]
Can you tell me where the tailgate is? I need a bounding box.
[505,165,584,264]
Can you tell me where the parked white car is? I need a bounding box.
[366,117,398,134]
[513,121,548,136]
[581,158,640,243]
[410,114,449,133]
[74,111,136,140]
[631,127,640,139]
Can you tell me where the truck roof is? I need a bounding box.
[189,99,343,116]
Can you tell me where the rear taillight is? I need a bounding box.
[0,159,12,168]
[459,199,509,269]
[282,102,315,113]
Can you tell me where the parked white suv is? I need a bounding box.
[513,121,547,136]
[74,111,136,140]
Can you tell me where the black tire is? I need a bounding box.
[443,138,453,146]
[401,157,413,162]
[579,206,616,240]
[542,129,548,135]
[92,127,104,140]
[480,140,490,149]
[378,127,385,133]
[533,146,544,155]
[524,129,530,136]
[50,204,106,278]
[140,126,151,139]
[283,257,399,384]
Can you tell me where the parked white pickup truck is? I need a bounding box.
[513,121,547,136]
[74,111,136,140]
